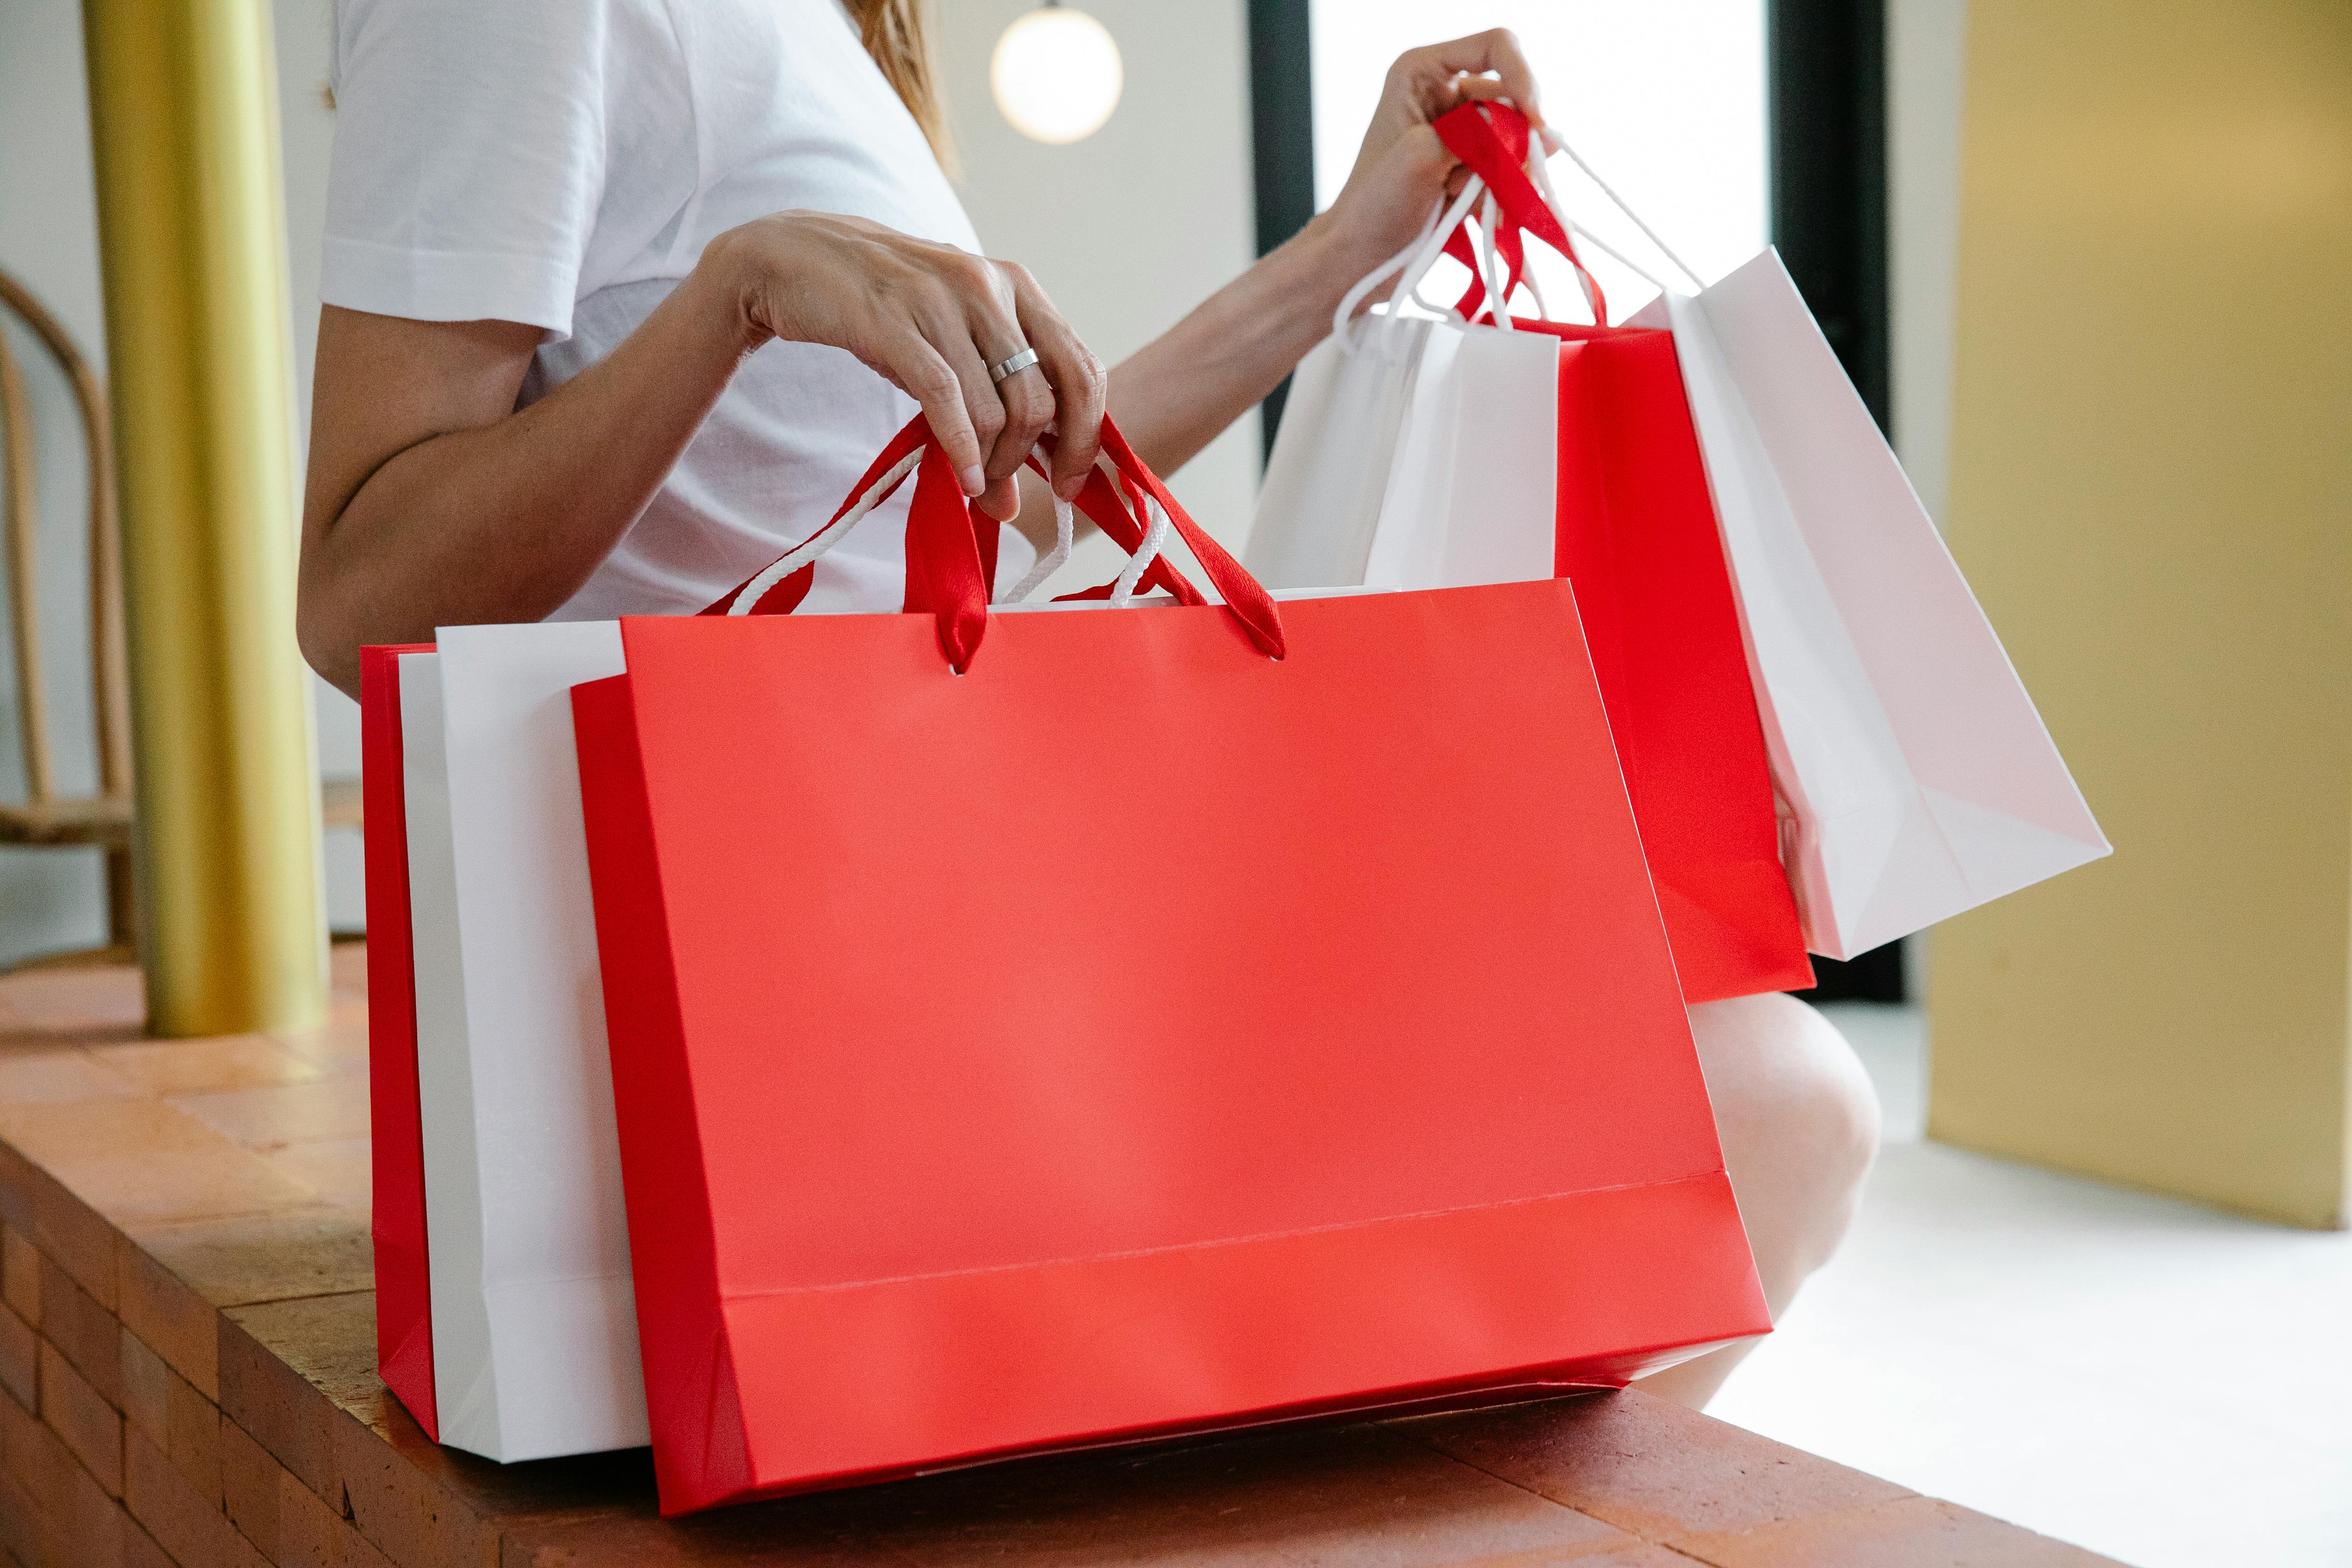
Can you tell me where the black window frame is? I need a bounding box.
[1244,0,1902,1001]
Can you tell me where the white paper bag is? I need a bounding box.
[399,623,645,1462]
[1359,319,1559,590]
[1645,250,2110,957]
[1248,179,1559,594]
[1245,314,1432,589]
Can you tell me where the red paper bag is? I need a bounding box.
[360,642,439,1438]
[1531,319,1815,999]
[1435,101,1813,1001]
[573,417,1769,1513]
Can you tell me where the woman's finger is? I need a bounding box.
[1438,28,1543,126]
[1008,268,1106,500]
[952,259,1054,514]
[918,295,1009,504]
[969,279,1057,512]
[884,332,988,494]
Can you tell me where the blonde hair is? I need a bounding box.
[843,0,955,175]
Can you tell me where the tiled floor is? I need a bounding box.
[1713,1002,2352,1568]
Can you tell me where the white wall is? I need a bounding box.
[1889,0,1968,528]
[932,0,1261,587]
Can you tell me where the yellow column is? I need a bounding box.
[1930,0,2352,1226]
[80,0,326,1036]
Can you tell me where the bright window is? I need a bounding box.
[1309,3,1768,319]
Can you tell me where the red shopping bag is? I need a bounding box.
[360,642,440,1438]
[573,416,1769,1514]
[1534,319,1814,998]
[1439,102,1813,1001]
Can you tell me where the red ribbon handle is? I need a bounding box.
[1432,101,1608,327]
[704,413,1286,672]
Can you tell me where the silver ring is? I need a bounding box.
[989,346,1040,383]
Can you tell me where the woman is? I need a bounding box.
[300,0,1876,1408]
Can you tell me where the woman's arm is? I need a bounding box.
[1106,29,1552,481]
[298,213,1107,697]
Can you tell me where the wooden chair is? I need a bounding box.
[0,268,137,966]
[1,269,366,967]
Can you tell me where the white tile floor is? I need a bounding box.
[1707,1002,2352,1568]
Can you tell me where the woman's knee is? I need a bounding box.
[1687,993,1881,1282]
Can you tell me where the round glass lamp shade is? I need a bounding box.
[991,6,1124,145]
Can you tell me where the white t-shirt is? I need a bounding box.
[322,0,1033,620]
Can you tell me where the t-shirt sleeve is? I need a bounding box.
[322,0,630,336]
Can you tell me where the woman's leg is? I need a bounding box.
[1636,992,1881,1409]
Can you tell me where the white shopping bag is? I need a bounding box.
[1244,315,1433,589]
[1249,183,1560,593]
[1360,318,1558,589]
[399,624,646,1462]
[1640,251,2110,957]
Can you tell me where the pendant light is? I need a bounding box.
[991,1,1124,146]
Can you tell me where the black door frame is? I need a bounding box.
[1771,0,1903,1003]
[1247,0,1317,461]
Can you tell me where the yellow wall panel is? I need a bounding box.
[1930,0,2352,1227]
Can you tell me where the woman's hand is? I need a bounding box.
[1311,29,1554,290]
[701,211,1106,519]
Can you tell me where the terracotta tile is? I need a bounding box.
[0,1099,315,1230]
[1408,1392,1914,1547]
[1,1444,127,1568]
[119,1241,220,1400]
[0,1049,141,1107]
[219,1420,282,1561]
[123,1427,269,1568]
[927,1427,1640,1568]
[0,1307,31,1414]
[279,1461,367,1568]
[51,1459,126,1568]
[0,1382,77,1527]
[498,1426,1646,1568]
[27,1162,119,1309]
[130,1206,374,1311]
[70,1156,315,1234]
[264,1140,373,1214]
[1683,1496,2126,1568]
[340,1518,398,1568]
[0,967,146,1046]
[39,1250,123,1404]
[0,1095,238,1166]
[170,1077,370,1151]
[0,1468,41,1568]
[123,1519,176,1568]
[328,943,368,998]
[0,1142,35,1236]
[336,1385,648,1561]
[336,1420,497,1568]
[273,998,369,1066]
[0,1226,37,1323]
[159,1362,223,1506]
[122,1329,172,1446]
[40,1339,124,1495]
[93,1036,324,1099]
[219,1297,367,1503]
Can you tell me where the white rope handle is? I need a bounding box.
[1335,179,1484,352]
[727,447,922,614]
[994,489,1073,605]
[1546,138,1707,293]
[994,448,1177,609]
[1109,483,1171,606]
